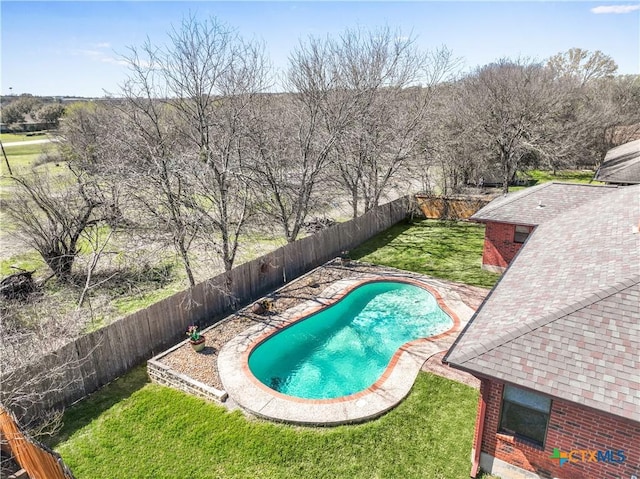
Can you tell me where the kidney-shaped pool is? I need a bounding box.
[248,280,454,400]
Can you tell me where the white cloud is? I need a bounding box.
[95,42,111,49]
[72,48,127,66]
[100,56,129,66]
[591,4,640,14]
[74,49,103,59]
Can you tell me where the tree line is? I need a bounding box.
[1,95,66,129]
[4,16,640,290]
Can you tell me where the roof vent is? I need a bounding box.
[537,200,545,209]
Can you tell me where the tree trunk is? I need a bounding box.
[176,240,196,288]
[501,151,511,195]
[44,252,75,281]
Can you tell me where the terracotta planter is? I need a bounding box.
[190,336,206,352]
[251,302,266,314]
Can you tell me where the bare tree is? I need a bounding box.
[0,302,96,437]
[114,65,202,287]
[587,74,640,159]
[122,15,269,271]
[417,82,480,194]
[77,225,116,308]
[331,29,459,216]
[246,35,352,242]
[250,28,460,232]
[543,49,639,168]
[456,59,561,193]
[4,166,108,281]
[547,48,618,86]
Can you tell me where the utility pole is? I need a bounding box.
[0,140,12,176]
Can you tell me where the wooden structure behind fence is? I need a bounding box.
[0,407,74,479]
[1,196,409,424]
[415,194,496,220]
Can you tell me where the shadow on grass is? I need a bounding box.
[349,219,417,260]
[47,365,150,447]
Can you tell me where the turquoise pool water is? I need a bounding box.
[248,281,453,399]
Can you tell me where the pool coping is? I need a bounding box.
[217,273,475,425]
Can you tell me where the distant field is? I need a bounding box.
[0,132,49,143]
[0,140,61,248]
[0,141,53,192]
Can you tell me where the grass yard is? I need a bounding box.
[351,219,500,289]
[527,169,597,184]
[509,169,599,192]
[51,367,480,479]
[0,132,49,143]
[0,251,46,276]
[0,142,55,175]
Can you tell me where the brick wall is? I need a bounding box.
[481,222,532,271]
[148,358,227,403]
[478,379,640,479]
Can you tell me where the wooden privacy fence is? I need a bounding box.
[1,196,409,424]
[415,194,496,220]
[0,407,75,479]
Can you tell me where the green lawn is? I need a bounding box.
[51,367,480,479]
[0,142,51,176]
[510,169,599,192]
[0,132,49,143]
[351,219,500,289]
[0,251,46,276]
[527,169,597,183]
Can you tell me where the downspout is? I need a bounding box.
[470,380,489,478]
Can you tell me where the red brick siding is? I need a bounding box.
[478,379,640,479]
[481,222,533,269]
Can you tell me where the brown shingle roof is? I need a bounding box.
[594,139,640,185]
[470,182,617,226]
[445,184,640,420]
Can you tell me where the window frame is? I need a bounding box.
[513,225,531,244]
[499,384,551,448]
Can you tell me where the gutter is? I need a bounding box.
[470,380,489,478]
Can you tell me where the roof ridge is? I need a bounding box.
[451,274,640,365]
[521,274,639,337]
[471,182,553,217]
[470,182,618,222]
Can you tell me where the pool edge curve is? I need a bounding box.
[218,274,473,426]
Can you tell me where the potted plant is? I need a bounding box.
[251,298,274,315]
[262,298,274,312]
[187,325,206,352]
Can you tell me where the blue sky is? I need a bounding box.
[1,1,639,97]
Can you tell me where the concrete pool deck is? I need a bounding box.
[218,273,476,425]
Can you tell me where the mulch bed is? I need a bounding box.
[157,260,488,392]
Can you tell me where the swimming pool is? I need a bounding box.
[248,280,453,399]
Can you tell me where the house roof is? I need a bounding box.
[594,139,640,185]
[470,182,617,226]
[445,184,640,421]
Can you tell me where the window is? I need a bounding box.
[500,385,551,447]
[514,225,530,244]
